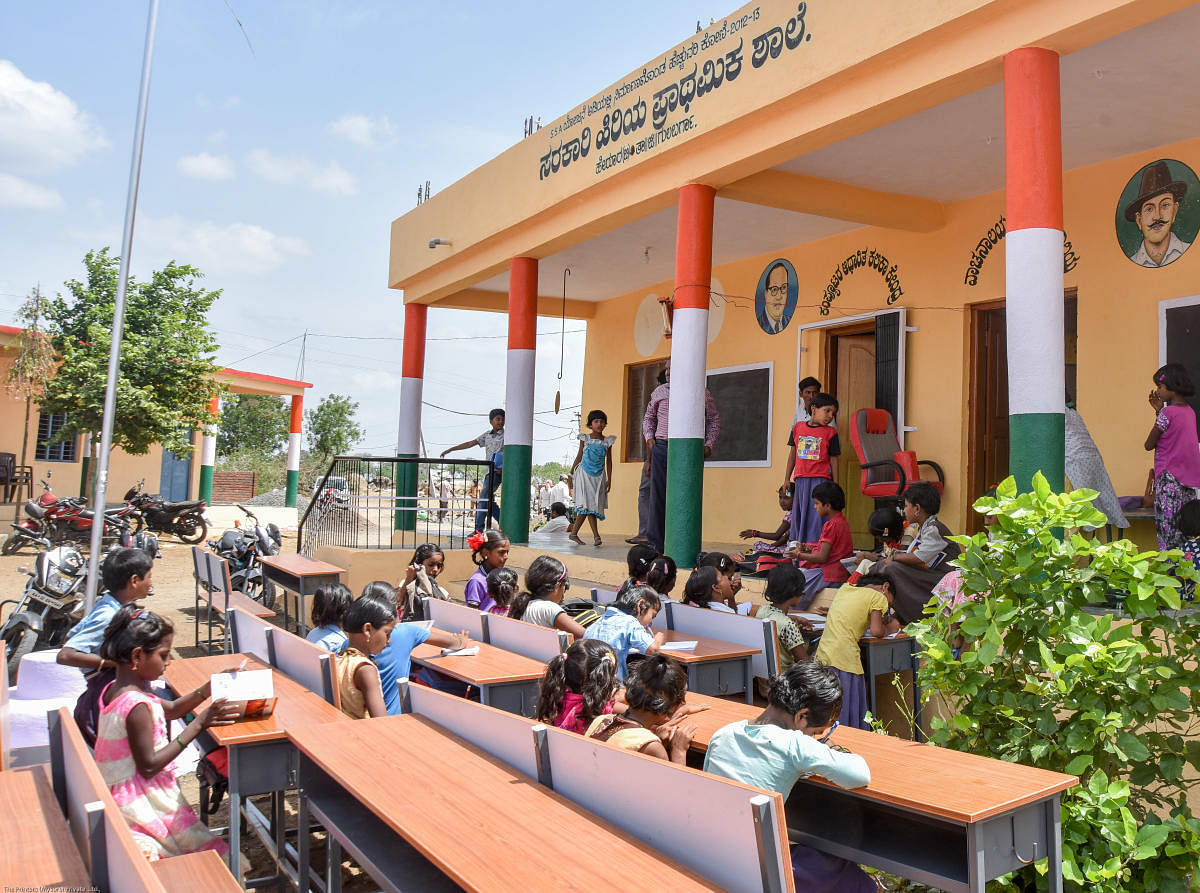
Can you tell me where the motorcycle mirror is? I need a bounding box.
[17,566,27,574]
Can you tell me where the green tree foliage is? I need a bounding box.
[304,393,363,461]
[39,249,222,456]
[533,461,570,481]
[217,394,289,458]
[911,474,1200,891]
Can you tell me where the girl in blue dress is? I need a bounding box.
[568,410,616,546]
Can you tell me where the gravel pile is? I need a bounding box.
[244,488,309,510]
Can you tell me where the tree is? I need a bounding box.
[533,461,570,481]
[38,249,223,456]
[217,394,289,458]
[5,286,55,519]
[305,393,363,460]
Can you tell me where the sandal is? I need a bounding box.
[568,533,584,545]
[594,537,603,546]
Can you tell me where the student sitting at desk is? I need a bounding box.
[644,555,678,602]
[509,556,587,639]
[94,606,239,860]
[814,574,900,729]
[399,543,452,621]
[464,529,511,612]
[306,582,351,654]
[754,565,813,677]
[537,639,621,733]
[872,482,959,625]
[585,584,665,681]
[787,481,853,608]
[484,567,519,616]
[704,662,875,893]
[623,542,660,589]
[696,552,751,614]
[585,654,696,764]
[336,591,398,719]
[681,566,721,609]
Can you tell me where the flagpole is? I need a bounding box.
[83,0,161,613]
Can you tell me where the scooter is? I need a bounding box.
[208,504,282,609]
[124,479,208,544]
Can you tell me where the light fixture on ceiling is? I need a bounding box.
[428,238,452,249]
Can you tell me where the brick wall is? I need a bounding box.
[211,471,257,503]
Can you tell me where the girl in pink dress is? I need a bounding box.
[93,606,239,860]
[1145,364,1200,550]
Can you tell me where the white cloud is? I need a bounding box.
[177,152,235,181]
[139,215,309,276]
[246,148,357,196]
[0,60,108,174]
[328,113,395,148]
[207,130,228,146]
[352,370,401,391]
[0,173,64,210]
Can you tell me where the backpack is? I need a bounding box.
[560,597,602,629]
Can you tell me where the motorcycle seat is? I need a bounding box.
[162,500,204,512]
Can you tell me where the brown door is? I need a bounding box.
[832,333,877,545]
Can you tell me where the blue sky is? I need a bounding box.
[0,1,713,464]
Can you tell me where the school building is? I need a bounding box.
[389,0,1200,564]
[0,324,311,507]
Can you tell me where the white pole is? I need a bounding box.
[83,0,160,613]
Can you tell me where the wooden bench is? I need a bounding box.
[47,706,240,892]
[0,763,90,890]
[193,546,274,653]
[483,611,570,662]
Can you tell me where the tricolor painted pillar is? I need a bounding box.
[1004,48,1065,492]
[500,257,537,543]
[198,395,219,504]
[665,184,715,566]
[395,302,427,531]
[286,394,303,508]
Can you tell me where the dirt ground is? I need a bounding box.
[0,530,375,891]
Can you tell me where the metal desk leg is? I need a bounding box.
[687,664,699,697]
[298,592,308,637]
[1046,794,1063,893]
[327,835,343,893]
[297,791,311,893]
[866,649,879,717]
[479,683,491,707]
[966,820,986,892]
[273,790,285,871]
[744,656,754,704]
[227,745,243,881]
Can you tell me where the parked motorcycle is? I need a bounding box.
[4,473,134,554]
[124,479,208,544]
[208,504,281,609]
[1,531,159,683]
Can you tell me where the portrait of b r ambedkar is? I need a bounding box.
[755,258,798,335]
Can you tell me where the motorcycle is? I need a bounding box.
[1,531,159,683]
[208,504,282,609]
[4,473,134,554]
[124,479,208,544]
[1,544,87,682]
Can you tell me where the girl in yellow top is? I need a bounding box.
[335,592,397,719]
[813,573,899,729]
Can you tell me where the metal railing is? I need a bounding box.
[298,456,496,556]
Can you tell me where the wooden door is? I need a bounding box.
[834,334,877,545]
[968,306,1009,532]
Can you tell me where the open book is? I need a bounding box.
[210,668,277,720]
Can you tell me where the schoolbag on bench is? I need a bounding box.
[560,597,602,629]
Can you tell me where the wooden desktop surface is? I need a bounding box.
[411,640,547,685]
[0,764,91,888]
[164,653,348,746]
[859,632,914,645]
[656,629,760,663]
[152,849,241,890]
[258,553,344,577]
[289,714,719,891]
[678,693,1076,825]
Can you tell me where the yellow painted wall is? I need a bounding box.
[582,136,1200,545]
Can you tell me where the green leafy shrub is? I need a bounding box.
[910,474,1200,891]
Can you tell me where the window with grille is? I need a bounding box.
[35,412,77,462]
[623,359,668,462]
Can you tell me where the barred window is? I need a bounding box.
[623,359,668,462]
[35,412,77,462]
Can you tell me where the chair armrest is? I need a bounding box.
[917,460,945,484]
[860,459,907,495]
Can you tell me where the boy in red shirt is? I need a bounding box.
[788,480,853,608]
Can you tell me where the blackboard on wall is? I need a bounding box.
[705,363,773,466]
[1165,302,1200,437]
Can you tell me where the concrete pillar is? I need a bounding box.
[286,394,303,508]
[666,184,715,566]
[500,257,537,543]
[199,395,219,504]
[1004,47,1065,492]
[395,302,427,530]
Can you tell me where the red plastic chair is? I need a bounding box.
[848,409,944,500]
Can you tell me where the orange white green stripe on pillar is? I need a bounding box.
[199,395,219,504]
[396,302,426,530]
[286,394,303,508]
[501,257,537,544]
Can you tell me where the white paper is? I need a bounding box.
[660,640,699,652]
[792,612,827,624]
[440,645,480,657]
[210,668,274,701]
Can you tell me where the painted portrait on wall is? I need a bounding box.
[1115,159,1200,268]
[755,258,798,334]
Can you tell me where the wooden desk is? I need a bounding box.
[0,764,91,888]
[681,691,760,753]
[860,633,923,740]
[290,714,719,893]
[655,629,759,704]
[259,553,344,636]
[410,641,546,716]
[792,725,1076,893]
[153,849,242,891]
[164,652,349,884]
